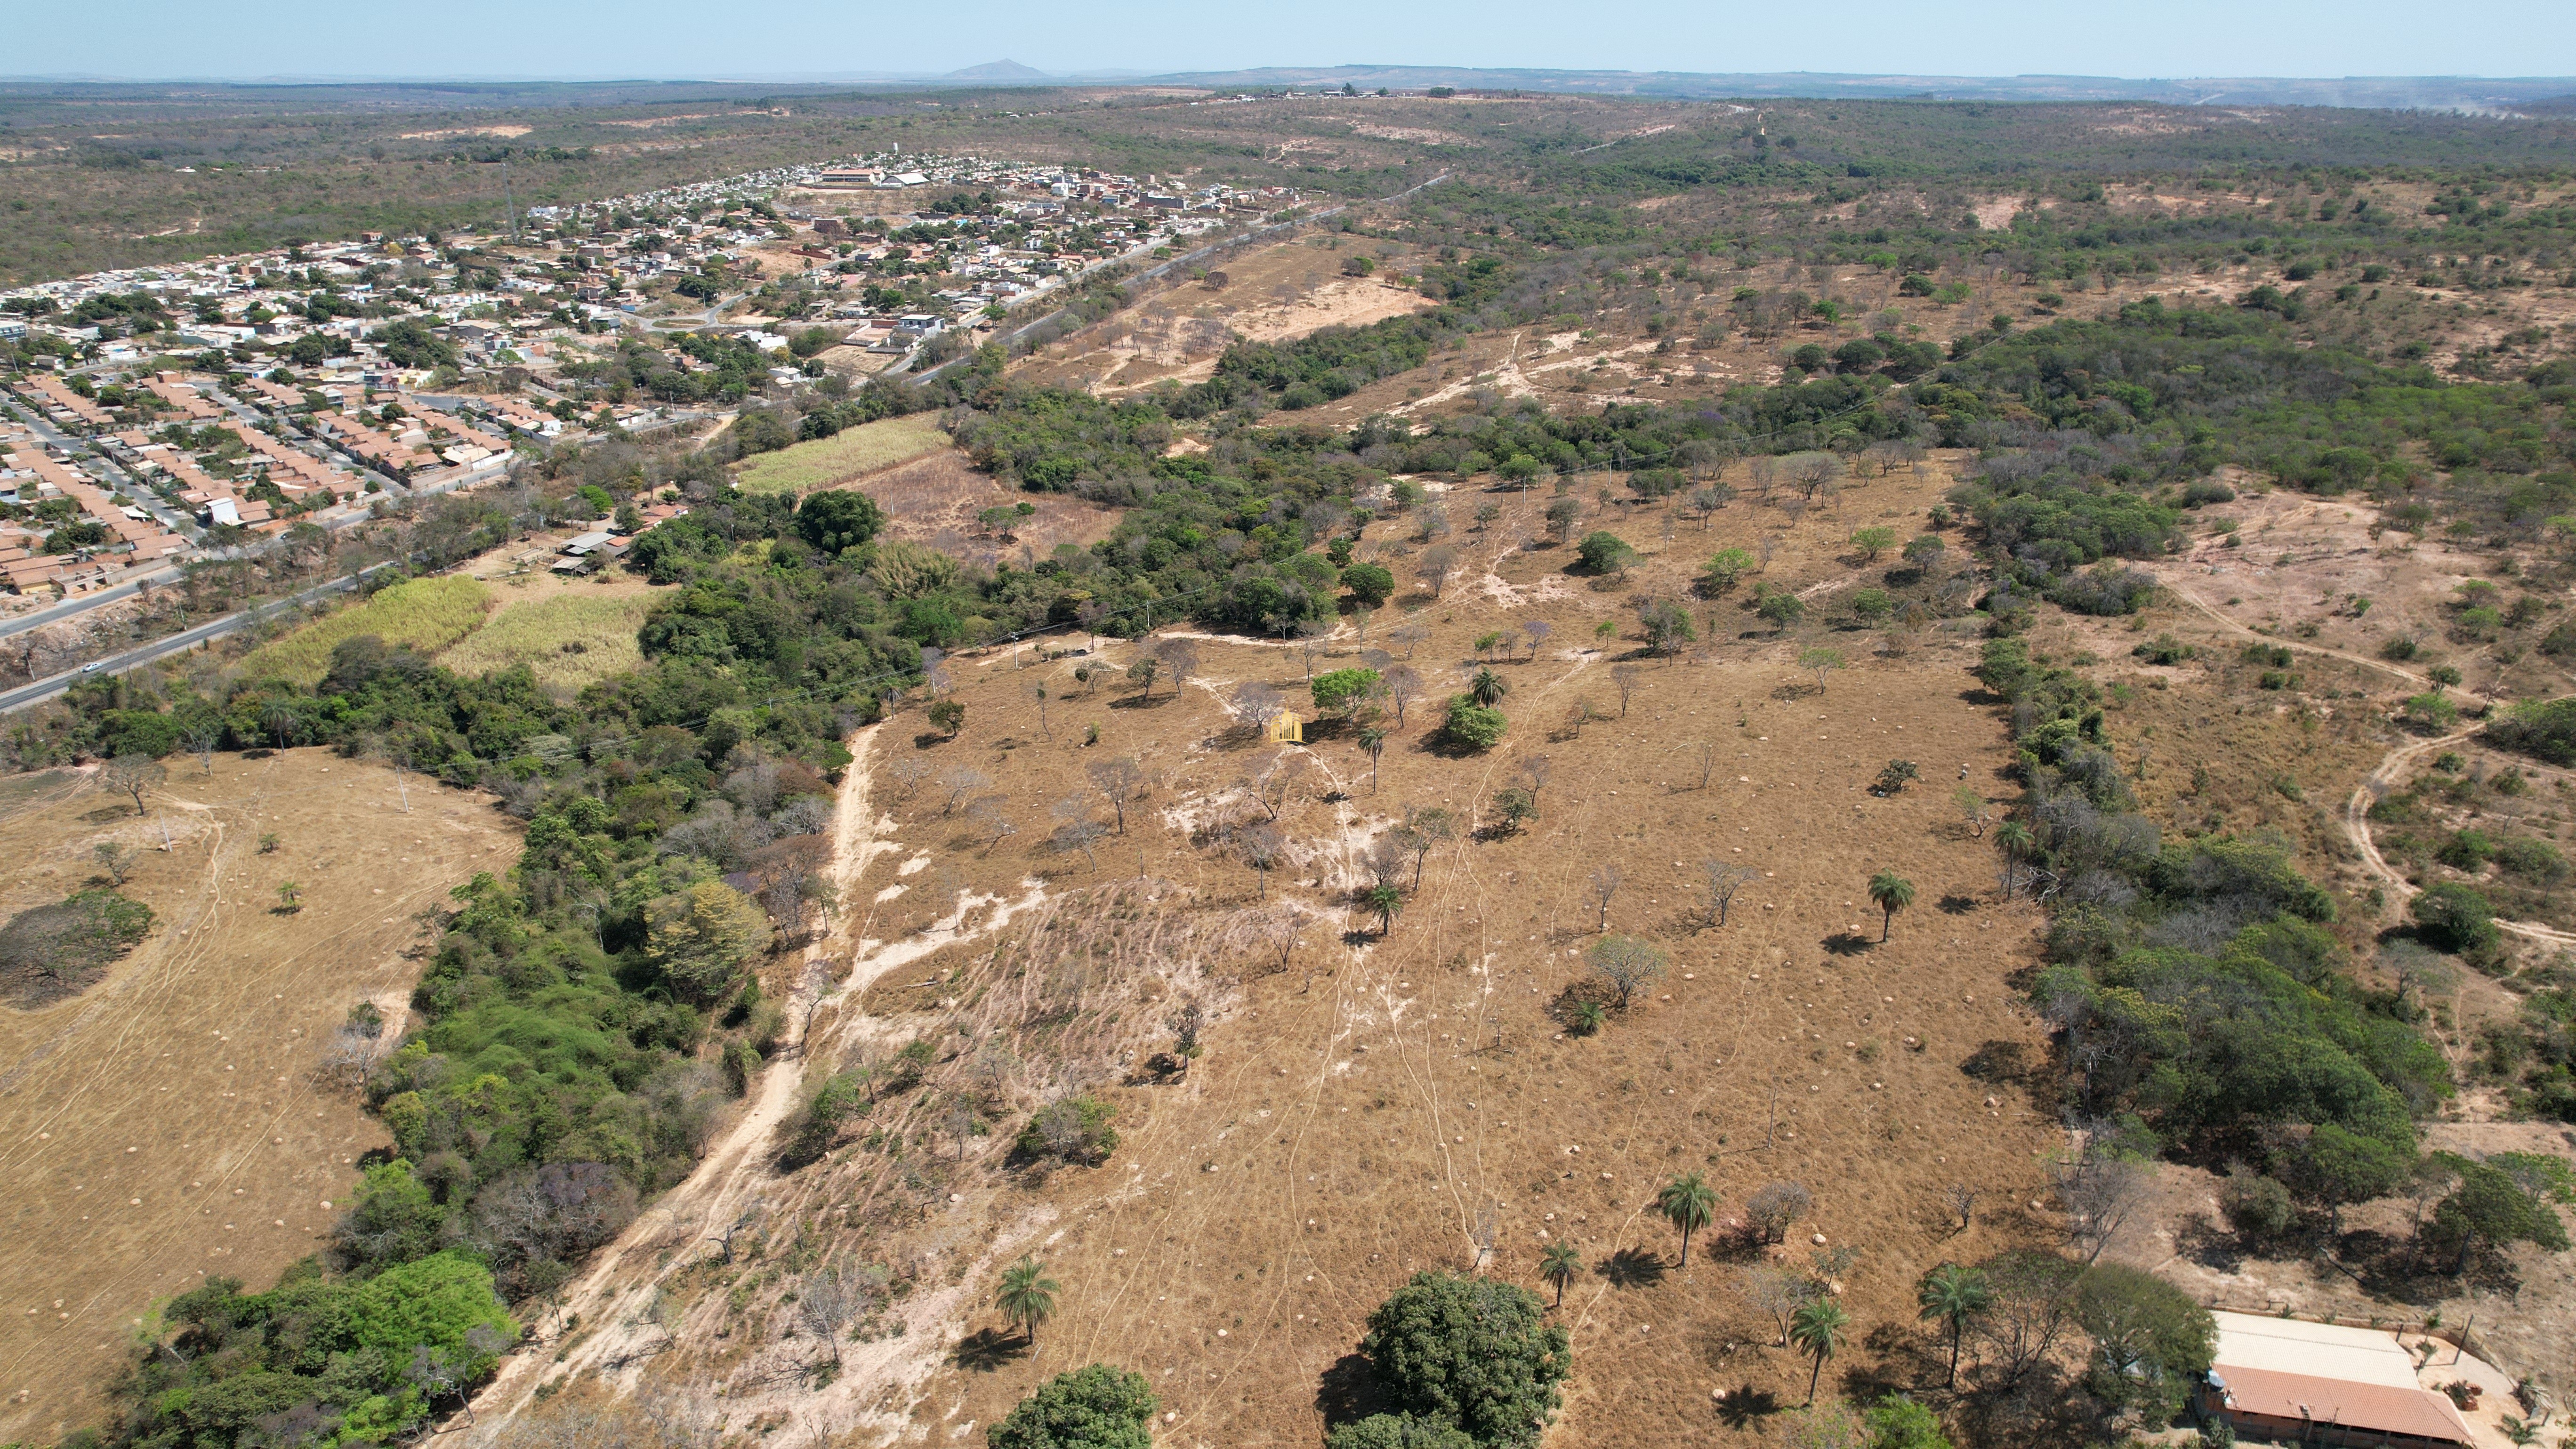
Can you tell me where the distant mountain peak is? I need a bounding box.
[946,59,1048,81]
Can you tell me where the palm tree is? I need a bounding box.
[1468,668,1510,707]
[260,699,300,750]
[995,1256,1059,1346]
[1538,1242,1581,1308]
[1363,882,1403,936]
[1359,726,1388,793]
[1993,820,2031,860]
[1868,870,1915,942]
[1656,1171,1718,1268]
[1789,1298,1850,1405]
[1915,1262,1992,1389]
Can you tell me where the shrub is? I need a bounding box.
[2133,634,2195,665]
[2053,564,2159,616]
[1018,1094,1119,1165]
[1356,1272,1570,1448]
[2495,837,2567,885]
[1573,531,1634,574]
[2435,829,2495,871]
[2220,1165,2296,1239]
[1441,696,1507,751]
[1326,1415,1478,1449]
[1312,667,1383,717]
[989,1364,1158,1449]
[2412,884,2499,956]
[1746,1180,1812,1243]
[1700,547,1755,594]
[2488,696,2576,766]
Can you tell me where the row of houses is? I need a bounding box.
[0,416,191,594]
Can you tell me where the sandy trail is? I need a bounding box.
[462,722,1060,1435]
[464,724,897,1427]
[2153,571,2576,943]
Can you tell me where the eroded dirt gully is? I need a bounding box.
[460,724,1047,1435]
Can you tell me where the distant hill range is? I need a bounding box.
[1122,66,2576,113]
[2,63,2569,115]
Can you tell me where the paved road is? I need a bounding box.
[0,566,186,641]
[0,564,399,714]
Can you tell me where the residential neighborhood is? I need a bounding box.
[0,149,1299,613]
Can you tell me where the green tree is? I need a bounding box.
[1358,1271,1572,1448]
[1851,526,1898,561]
[794,489,887,554]
[928,698,966,737]
[2425,1153,2571,1273]
[1657,1171,1718,1267]
[1759,590,1806,633]
[2285,1123,2412,1234]
[1313,667,1384,717]
[1800,646,1845,692]
[1702,547,1755,594]
[1441,696,1507,751]
[2071,1263,2216,1406]
[997,1256,1061,1344]
[1468,668,1510,707]
[1538,1242,1581,1308]
[1915,1262,1992,1388]
[329,1159,450,1276]
[1868,870,1916,942]
[1790,1297,1851,1404]
[1343,562,1397,608]
[2410,883,2497,956]
[646,879,774,1002]
[1575,531,1634,574]
[988,1363,1158,1449]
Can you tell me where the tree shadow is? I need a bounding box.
[911,732,948,749]
[2176,1212,2246,1272]
[1714,1385,1783,1429]
[1107,692,1172,710]
[1937,894,1980,916]
[1822,932,1876,957]
[1595,1247,1667,1288]
[951,1327,1029,1373]
[1315,1351,1385,1430]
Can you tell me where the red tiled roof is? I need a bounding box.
[2212,1366,2475,1444]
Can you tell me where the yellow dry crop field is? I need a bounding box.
[731,414,950,496]
[437,591,653,690]
[237,576,493,687]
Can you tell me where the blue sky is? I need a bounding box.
[11,0,2574,81]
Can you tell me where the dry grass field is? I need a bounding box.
[461,466,2090,1449]
[436,576,656,693]
[733,416,954,498]
[0,753,517,1446]
[236,576,496,688]
[826,448,1123,568]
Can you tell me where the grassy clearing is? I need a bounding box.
[239,575,492,686]
[437,591,652,690]
[732,415,950,497]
